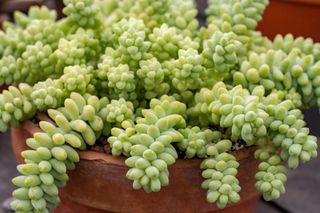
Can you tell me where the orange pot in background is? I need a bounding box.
[12,120,261,213]
[257,0,320,41]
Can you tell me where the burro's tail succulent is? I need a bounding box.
[3,0,320,212]
[11,92,110,212]
[11,85,318,212]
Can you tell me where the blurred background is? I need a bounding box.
[0,0,319,213]
[0,0,64,22]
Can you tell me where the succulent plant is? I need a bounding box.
[0,0,318,212]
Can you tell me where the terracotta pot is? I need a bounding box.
[12,120,261,213]
[257,0,320,41]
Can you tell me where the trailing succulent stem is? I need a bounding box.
[11,92,108,212]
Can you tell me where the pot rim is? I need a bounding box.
[276,0,320,6]
[20,119,258,169]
